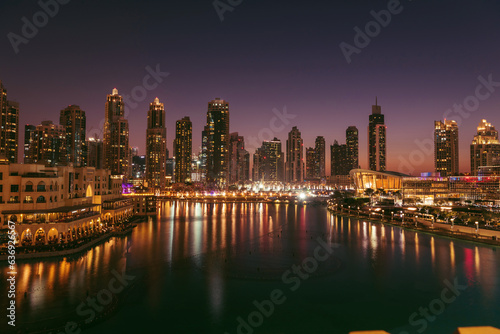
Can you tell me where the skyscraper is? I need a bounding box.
[470,119,500,175]
[253,138,284,182]
[229,132,250,184]
[60,105,87,167]
[368,99,386,171]
[315,136,326,178]
[87,137,104,169]
[0,81,19,164]
[205,98,229,186]
[331,140,349,176]
[103,88,129,176]
[24,124,36,164]
[305,147,316,179]
[435,119,459,176]
[146,98,167,188]
[346,126,359,170]
[286,126,304,183]
[174,116,192,183]
[28,121,67,166]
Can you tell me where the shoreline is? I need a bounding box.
[330,209,500,248]
[0,217,146,262]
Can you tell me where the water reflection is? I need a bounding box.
[1,202,499,333]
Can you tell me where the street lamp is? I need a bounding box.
[391,211,394,221]
[451,218,454,231]
[475,221,479,236]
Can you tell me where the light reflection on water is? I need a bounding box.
[1,202,499,333]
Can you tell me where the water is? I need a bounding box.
[2,201,500,334]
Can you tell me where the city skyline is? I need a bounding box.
[3,1,500,175]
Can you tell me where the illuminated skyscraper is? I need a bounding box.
[368,99,386,171]
[346,126,359,170]
[24,124,36,164]
[103,88,129,176]
[28,121,67,166]
[435,119,459,176]
[286,126,304,183]
[146,98,167,188]
[174,117,192,183]
[229,132,250,184]
[315,136,326,178]
[331,140,349,176]
[470,119,500,175]
[60,105,86,167]
[253,138,284,182]
[305,147,316,179]
[205,98,229,186]
[0,81,19,163]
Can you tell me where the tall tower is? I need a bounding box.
[306,147,316,179]
[146,97,167,188]
[368,98,386,171]
[315,136,326,178]
[435,119,459,176]
[331,140,349,176]
[254,138,284,182]
[24,124,36,163]
[103,88,129,176]
[60,105,86,167]
[28,121,67,166]
[470,119,500,175]
[229,132,250,184]
[0,81,19,163]
[174,116,192,183]
[346,126,359,170]
[286,126,304,183]
[206,98,230,187]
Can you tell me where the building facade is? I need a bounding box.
[146,98,167,188]
[228,132,250,184]
[368,99,386,171]
[346,126,359,170]
[205,98,230,186]
[0,81,19,164]
[103,88,129,176]
[435,119,459,177]
[24,125,36,164]
[331,140,349,176]
[253,138,284,182]
[174,116,192,183]
[60,105,87,167]
[315,136,326,178]
[27,121,67,166]
[470,119,500,175]
[285,126,304,183]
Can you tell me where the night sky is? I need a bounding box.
[1,0,500,175]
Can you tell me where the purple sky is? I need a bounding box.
[2,0,500,175]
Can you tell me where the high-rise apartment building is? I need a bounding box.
[28,121,67,166]
[145,98,167,188]
[87,137,104,169]
[205,98,229,186]
[346,126,359,170]
[331,140,349,176]
[228,132,250,184]
[0,81,19,163]
[435,119,459,176]
[286,126,303,183]
[305,147,316,179]
[103,88,129,176]
[253,138,284,182]
[60,105,86,167]
[174,116,192,183]
[24,124,36,164]
[470,119,500,175]
[368,99,386,171]
[315,136,326,178]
